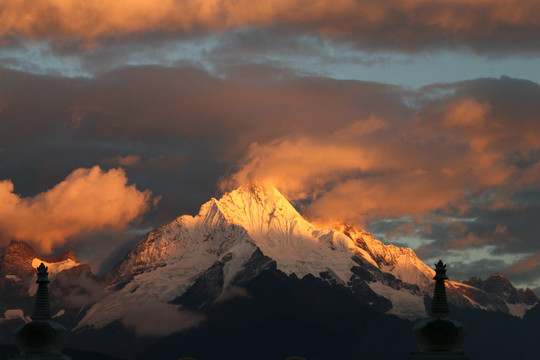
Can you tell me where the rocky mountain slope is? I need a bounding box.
[75,183,537,333]
[1,240,81,282]
[464,273,538,305]
[1,184,539,360]
[0,240,99,328]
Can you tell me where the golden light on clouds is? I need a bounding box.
[442,98,490,128]
[0,166,154,253]
[223,90,540,226]
[1,0,539,50]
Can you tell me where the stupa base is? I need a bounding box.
[408,351,468,360]
[9,354,70,360]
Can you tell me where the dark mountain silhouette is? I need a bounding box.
[0,240,101,337]
[464,273,538,305]
[0,344,127,360]
[1,185,540,359]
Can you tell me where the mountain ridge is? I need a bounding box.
[1,184,539,359]
[464,273,538,305]
[0,240,80,280]
[1,183,537,334]
[76,183,537,332]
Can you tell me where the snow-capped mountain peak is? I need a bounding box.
[27,257,81,296]
[81,184,438,330]
[78,184,537,332]
[213,183,308,232]
[212,183,358,283]
[1,240,81,283]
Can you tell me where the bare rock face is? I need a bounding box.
[464,273,539,305]
[0,241,40,281]
[1,242,43,307]
[518,288,539,305]
[0,240,100,314]
[80,184,539,334]
[2,184,539,343]
[0,241,80,281]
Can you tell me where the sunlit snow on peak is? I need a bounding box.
[28,258,80,296]
[31,258,79,274]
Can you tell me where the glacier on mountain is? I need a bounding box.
[75,183,537,332]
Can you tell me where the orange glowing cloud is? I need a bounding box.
[508,251,540,274]
[222,135,468,224]
[507,251,540,274]
[1,0,539,51]
[224,88,540,225]
[333,115,389,139]
[442,98,490,128]
[0,166,154,253]
[223,137,388,201]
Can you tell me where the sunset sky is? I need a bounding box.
[1,0,540,290]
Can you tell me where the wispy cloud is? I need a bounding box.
[122,302,204,337]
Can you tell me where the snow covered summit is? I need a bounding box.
[77,183,536,331]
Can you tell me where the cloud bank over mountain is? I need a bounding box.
[1,0,539,289]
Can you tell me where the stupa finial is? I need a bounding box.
[37,262,49,278]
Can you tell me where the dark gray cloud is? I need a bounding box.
[445,259,510,283]
[2,63,540,285]
[2,0,540,54]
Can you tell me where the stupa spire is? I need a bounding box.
[31,263,52,321]
[12,262,70,360]
[431,260,449,316]
[408,260,467,360]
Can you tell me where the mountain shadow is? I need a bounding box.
[136,269,416,360]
